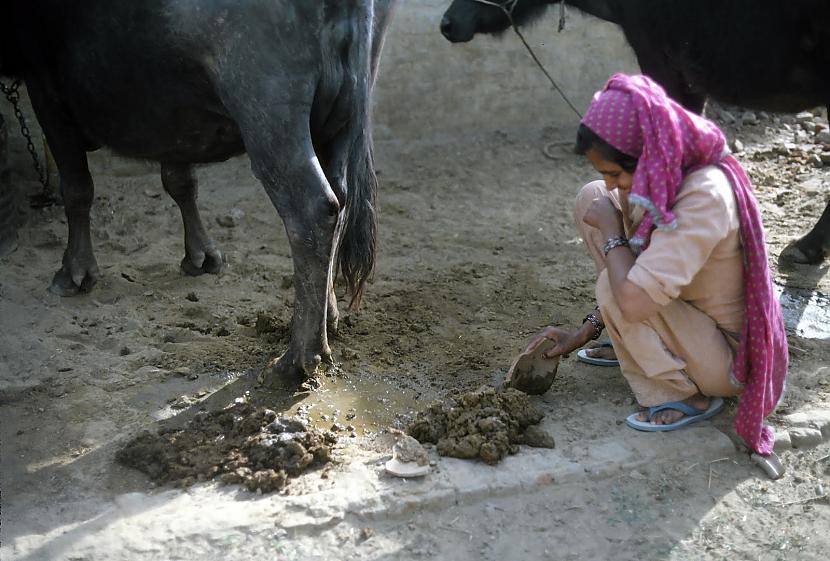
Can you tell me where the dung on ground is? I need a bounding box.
[407,386,555,465]
[117,402,337,493]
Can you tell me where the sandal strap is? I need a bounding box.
[647,400,706,420]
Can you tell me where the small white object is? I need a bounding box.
[385,458,430,478]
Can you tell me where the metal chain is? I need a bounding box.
[0,79,60,208]
[0,79,50,189]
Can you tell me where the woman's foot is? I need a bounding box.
[634,393,710,426]
[584,345,617,361]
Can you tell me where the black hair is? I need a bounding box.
[575,123,638,173]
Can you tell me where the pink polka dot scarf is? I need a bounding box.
[582,73,788,456]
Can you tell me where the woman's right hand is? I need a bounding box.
[524,325,590,359]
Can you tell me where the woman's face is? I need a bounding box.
[586,147,634,194]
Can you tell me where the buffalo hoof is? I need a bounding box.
[257,346,332,389]
[779,239,826,265]
[49,263,99,296]
[180,247,223,276]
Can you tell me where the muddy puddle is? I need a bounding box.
[778,286,830,339]
[134,364,426,438]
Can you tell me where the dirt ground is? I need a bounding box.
[1,101,829,560]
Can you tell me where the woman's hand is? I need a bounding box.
[525,325,590,359]
[583,196,624,238]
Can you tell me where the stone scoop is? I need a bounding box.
[505,338,560,395]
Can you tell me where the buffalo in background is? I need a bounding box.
[441,0,830,265]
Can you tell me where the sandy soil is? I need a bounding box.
[1,103,829,560]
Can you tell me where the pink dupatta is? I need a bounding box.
[582,74,788,455]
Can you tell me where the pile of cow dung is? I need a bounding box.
[117,403,336,493]
[407,387,554,465]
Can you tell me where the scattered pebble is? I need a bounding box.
[789,427,824,448]
[216,208,245,228]
[185,292,199,302]
[168,395,195,409]
[795,111,815,123]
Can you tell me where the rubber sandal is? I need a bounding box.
[576,342,619,367]
[625,397,725,432]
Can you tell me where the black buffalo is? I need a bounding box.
[441,0,830,264]
[0,0,399,382]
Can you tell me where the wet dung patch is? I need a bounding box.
[407,387,554,465]
[117,403,336,493]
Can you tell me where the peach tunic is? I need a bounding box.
[574,166,745,406]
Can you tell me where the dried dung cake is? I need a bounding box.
[117,403,336,492]
[407,386,554,465]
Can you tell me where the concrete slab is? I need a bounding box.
[4,424,735,561]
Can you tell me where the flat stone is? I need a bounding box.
[773,429,792,451]
[799,178,826,194]
[818,130,830,145]
[796,111,815,123]
[776,143,797,156]
[788,427,824,448]
[134,366,164,377]
[784,409,830,435]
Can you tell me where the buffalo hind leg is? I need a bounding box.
[23,79,99,295]
[49,153,99,296]
[250,146,340,384]
[160,162,223,275]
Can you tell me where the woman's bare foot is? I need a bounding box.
[634,393,711,425]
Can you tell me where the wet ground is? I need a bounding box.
[1,104,829,560]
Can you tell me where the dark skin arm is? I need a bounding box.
[528,196,661,360]
[527,320,602,360]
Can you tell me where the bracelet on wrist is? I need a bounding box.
[582,312,604,340]
[602,235,629,256]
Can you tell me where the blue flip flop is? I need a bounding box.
[625,397,725,432]
[576,342,619,367]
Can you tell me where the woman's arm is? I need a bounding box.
[583,197,662,322]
